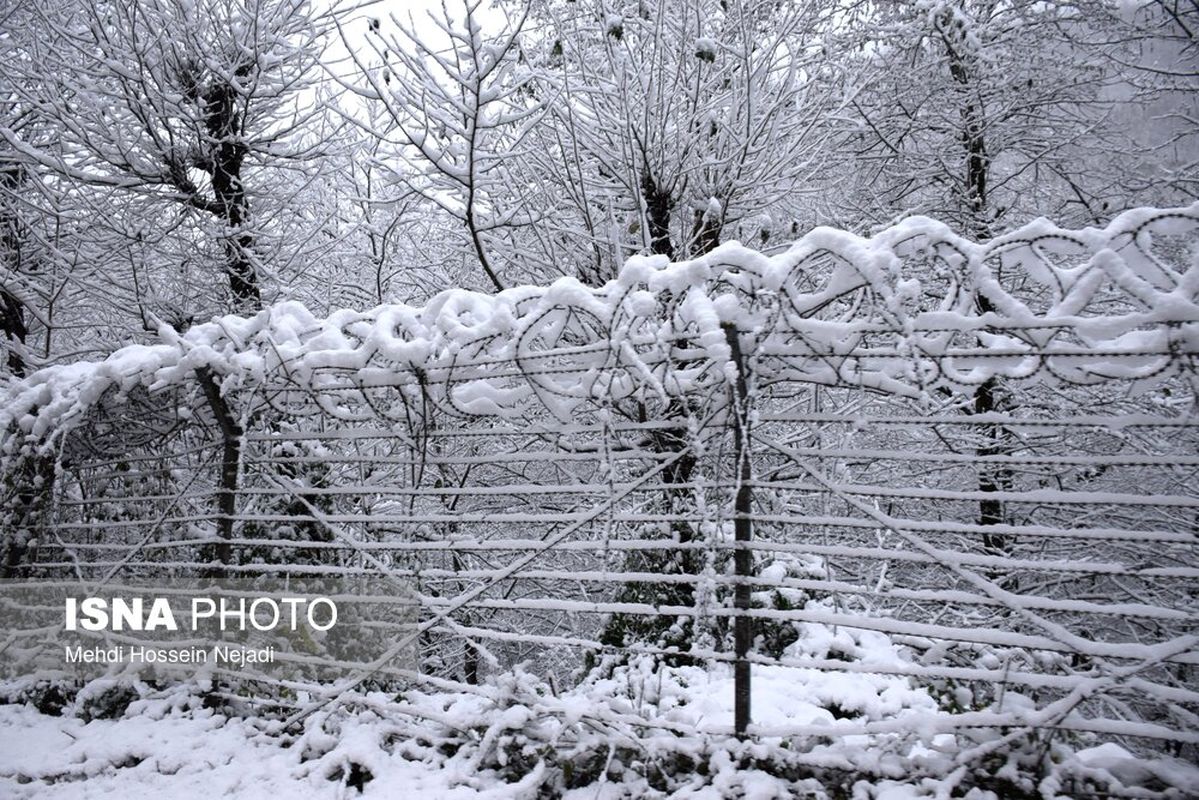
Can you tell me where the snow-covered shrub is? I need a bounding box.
[238,429,337,566]
[0,446,54,578]
[694,37,717,63]
[7,667,1199,797]
[1,677,74,716]
[73,678,143,722]
[594,416,708,669]
[749,554,830,660]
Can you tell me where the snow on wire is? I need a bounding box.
[0,205,1197,764]
[2,203,1197,443]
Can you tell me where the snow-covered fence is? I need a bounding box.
[2,206,1198,753]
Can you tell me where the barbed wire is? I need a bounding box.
[2,206,1197,754]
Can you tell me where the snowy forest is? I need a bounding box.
[0,0,1197,797]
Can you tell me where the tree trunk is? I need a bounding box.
[690,206,723,257]
[640,166,674,259]
[203,72,261,311]
[1,162,28,377]
[196,367,241,577]
[938,9,1014,572]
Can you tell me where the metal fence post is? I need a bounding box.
[723,323,753,739]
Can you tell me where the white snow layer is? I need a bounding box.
[3,204,1198,453]
[3,640,1197,799]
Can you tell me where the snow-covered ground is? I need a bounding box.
[3,628,1195,800]
[3,693,1193,799]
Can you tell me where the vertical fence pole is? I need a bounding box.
[722,323,753,739]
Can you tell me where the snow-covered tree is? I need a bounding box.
[841,0,1196,234]
[344,0,545,291]
[520,0,852,281]
[0,0,343,335]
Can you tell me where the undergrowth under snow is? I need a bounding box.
[3,637,1195,799]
